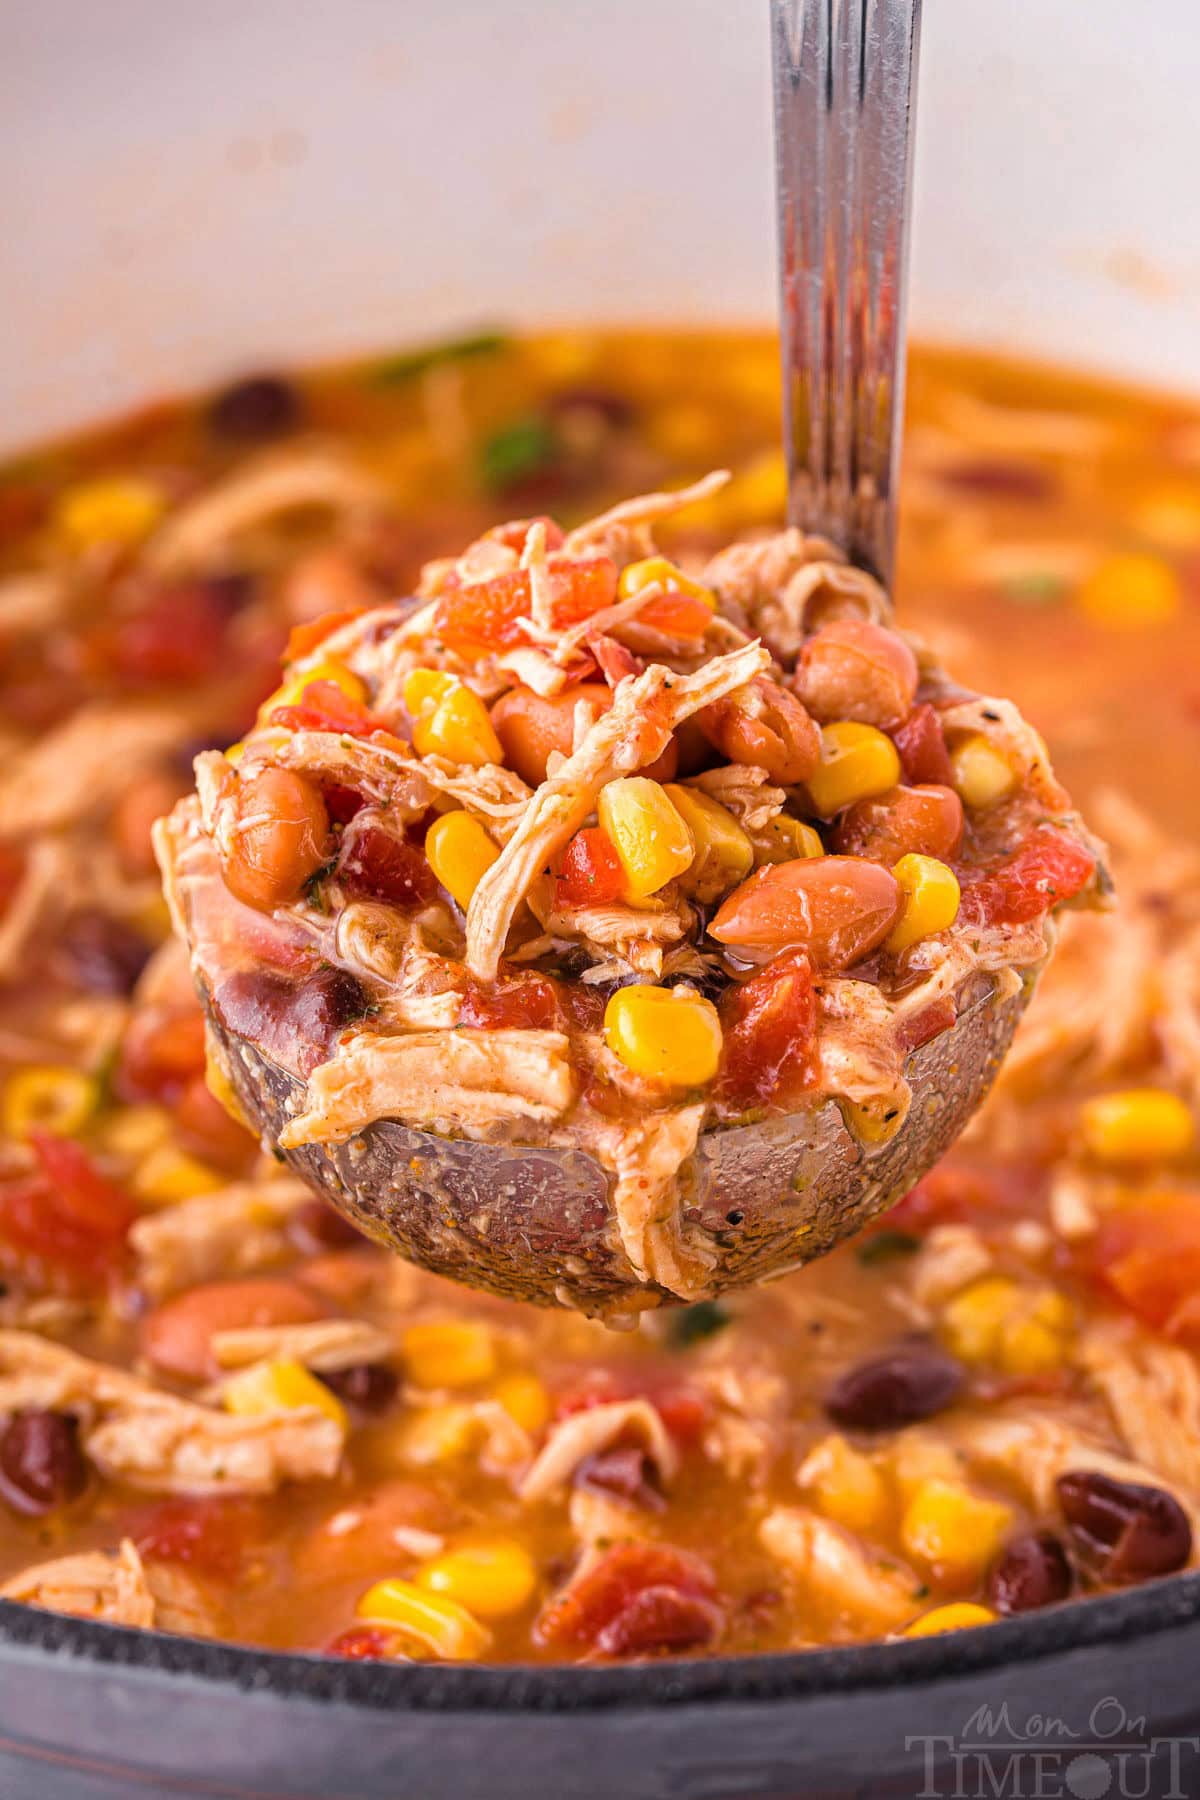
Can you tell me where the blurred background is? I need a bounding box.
[4,0,1198,447]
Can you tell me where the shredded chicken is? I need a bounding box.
[519,1399,678,1503]
[209,1318,393,1374]
[686,763,787,832]
[907,1224,993,1311]
[465,642,768,979]
[280,1027,575,1148]
[1075,1321,1200,1500]
[145,449,386,575]
[0,1331,343,1493]
[580,1104,709,1297]
[704,530,890,666]
[0,1540,220,1636]
[129,1178,312,1299]
[563,470,731,561]
[0,705,184,837]
[759,1506,922,1633]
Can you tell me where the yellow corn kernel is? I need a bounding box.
[56,477,165,550]
[403,1321,497,1389]
[356,1577,490,1661]
[1079,1088,1195,1165]
[732,449,789,524]
[412,682,503,767]
[597,777,694,899]
[418,1540,538,1620]
[889,1436,963,1507]
[95,1103,172,1159]
[393,1403,480,1467]
[204,1040,254,1131]
[223,1358,347,1430]
[941,1277,1073,1376]
[604,985,723,1088]
[801,1434,891,1537]
[1077,551,1180,628]
[751,815,825,865]
[257,657,367,725]
[949,734,1017,810]
[663,784,753,904]
[903,1602,998,1638]
[617,556,716,609]
[2,1066,98,1140]
[402,668,459,717]
[806,722,901,817]
[491,1372,551,1434]
[133,1144,225,1206]
[886,855,961,953]
[423,809,501,911]
[224,740,246,765]
[900,1478,1014,1580]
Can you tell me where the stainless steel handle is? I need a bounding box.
[771,0,922,585]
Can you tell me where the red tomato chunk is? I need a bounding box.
[718,950,817,1111]
[0,1134,136,1288]
[555,827,625,908]
[958,826,1096,927]
[270,678,385,739]
[534,1543,720,1655]
[459,973,561,1031]
[434,557,618,653]
[338,821,437,908]
[131,1496,265,1579]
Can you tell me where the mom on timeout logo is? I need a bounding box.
[905,1697,1200,1798]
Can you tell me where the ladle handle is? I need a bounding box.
[771,0,922,585]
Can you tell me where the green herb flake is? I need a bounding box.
[1002,569,1065,606]
[856,1229,922,1267]
[372,329,509,387]
[479,415,559,495]
[666,1299,732,1348]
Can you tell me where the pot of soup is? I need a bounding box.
[2,4,1200,1798]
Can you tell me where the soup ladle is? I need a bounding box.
[200,0,1032,1315]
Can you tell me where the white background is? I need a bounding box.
[3,0,1198,447]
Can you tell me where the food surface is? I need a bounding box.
[158,464,1098,1313]
[0,331,1198,1661]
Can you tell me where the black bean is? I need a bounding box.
[57,911,153,996]
[0,1409,88,1516]
[318,1363,399,1415]
[207,374,301,443]
[546,386,634,430]
[988,1530,1073,1615]
[1057,1469,1192,1582]
[825,1341,965,1432]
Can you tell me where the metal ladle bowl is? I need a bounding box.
[194,0,1015,1316]
[205,967,1025,1314]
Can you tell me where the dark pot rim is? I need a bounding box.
[3,1569,1199,1713]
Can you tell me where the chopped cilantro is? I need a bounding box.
[372,330,508,386]
[667,1300,732,1347]
[479,415,559,495]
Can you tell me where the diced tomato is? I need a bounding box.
[637,592,712,640]
[554,827,625,909]
[486,516,566,554]
[554,1373,709,1448]
[322,784,367,825]
[284,608,365,663]
[434,556,618,654]
[534,1542,718,1653]
[116,1006,208,1104]
[0,1134,136,1289]
[1089,1192,1200,1337]
[459,972,561,1031]
[887,1154,1044,1233]
[716,950,817,1113]
[895,992,958,1054]
[588,634,643,686]
[325,1626,403,1661]
[103,582,237,684]
[958,826,1096,928]
[131,1495,265,1579]
[890,703,954,786]
[270,679,386,740]
[338,823,437,908]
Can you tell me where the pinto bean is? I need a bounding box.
[220,767,331,912]
[794,620,918,729]
[489,683,676,787]
[833,784,964,865]
[697,676,820,784]
[709,856,901,971]
[140,1278,328,1383]
[825,1342,965,1432]
[1056,1470,1192,1582]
